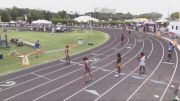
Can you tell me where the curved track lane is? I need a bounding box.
[0,28,179,101]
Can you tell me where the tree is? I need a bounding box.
[0,10,11,22]
[170,12,180,20]
[137,12,162,20]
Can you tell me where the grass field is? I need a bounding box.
[0,29,109,74]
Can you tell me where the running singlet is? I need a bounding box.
[140,56,146,66]
[168,45,173,52]
[65,49,69,55]
[85,60,91,71]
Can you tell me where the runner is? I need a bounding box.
[114,53,122,78]
[121,33,124,45]
[82,57,92,84]
[65,45,71,64]
[128,30,131,35]
[167,42,174,62]
[34,40,41,58]
[137,52,147,75]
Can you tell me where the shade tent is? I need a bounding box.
[9,21,16,24]
[156,19,168,23]
[74,16,99,22]
[32,20,52,24]
[144,20,156,25]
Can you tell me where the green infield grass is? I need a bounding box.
[0,29,109,74]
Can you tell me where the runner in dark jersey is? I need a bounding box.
[114,53,121,77]
[121,33,124,45]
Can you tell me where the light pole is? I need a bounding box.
[88,13,93,45]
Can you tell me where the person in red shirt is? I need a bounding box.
[82,57,92,84]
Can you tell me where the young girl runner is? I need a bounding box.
[137,52,147,75]
[65,45,71,64]
[82,57,92,84]
[121,33,124,45]
[114,53,122,77]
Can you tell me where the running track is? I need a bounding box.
[0,28,180,101]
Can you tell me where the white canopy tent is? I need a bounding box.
[156,19,168,23]
[74,16,99,22]
[144,20,156,25]
[9,21,16,24]
[32,20,52,24]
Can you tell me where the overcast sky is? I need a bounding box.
[0,0,180,18]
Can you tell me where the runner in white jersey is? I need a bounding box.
[137,52,147,74]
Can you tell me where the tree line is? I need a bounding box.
[0,6,179,24]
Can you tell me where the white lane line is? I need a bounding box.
[131,75,145,80]
[0,32,114,83]
[60,60,84,65]
[101,69,112,72]
[149,79,167,85]
[94,37,154,101]
[91,53,100,56]
[126,46,131,49]
[162,62,175,65]
[32,37,136,101]
[3,35,131,101]
[159,48,179,101]
[126,37,164,101]
[0,34,126,92]
[112,48,120,51]
[31,73,51,81]
[63,38,143,101]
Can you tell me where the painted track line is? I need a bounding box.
[94,37,153,101]
[3,34,131,101]
[159,44,179,101]
[0,33,128,92]
[31,73,52,81]
[126,37,165,101]
[32,36,138,101]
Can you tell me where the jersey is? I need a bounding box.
[65,48,69,55]
[84,60,91,71]
[140,56,146,66]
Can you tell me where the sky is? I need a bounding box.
[0,0,180,18]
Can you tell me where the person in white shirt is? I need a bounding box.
[137,52,147,75]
